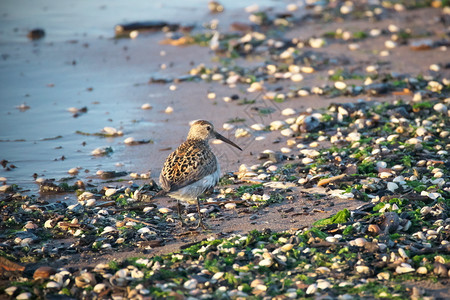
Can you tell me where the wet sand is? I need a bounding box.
[0,1,449,298]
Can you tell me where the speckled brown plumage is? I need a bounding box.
[159,120,242,229]
[160,139,218,194]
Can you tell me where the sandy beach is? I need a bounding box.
[1,0,449,299]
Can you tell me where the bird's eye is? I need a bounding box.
[206,126,211,131]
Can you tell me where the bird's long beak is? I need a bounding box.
[215,131,242,151]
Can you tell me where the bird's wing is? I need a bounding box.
[159,140,217,192]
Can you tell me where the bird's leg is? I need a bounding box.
[177,200,186,227]
[194,198,209,230]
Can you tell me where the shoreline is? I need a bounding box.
[1,1,449,299]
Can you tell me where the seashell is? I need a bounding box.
[306,283,317,294]
[137,227,151,234]
[105,188,117,197]
[225,203,236,209]
[368,224,381,235]
[281,108,296,116]
[310,267,329,276]
[75,272,96,288]
[259,258,273,267]
[5,286,17,296]
[141,103,152,110]
[159,207,172,214]
[350,238,367,247]
[309,38,325,48]
[124,137,136,145]
[16,293,32,300]
[433,103,448,114]
[102,226,116,234]
[387,182,399,192]
[46,281,61,289]
[334,81,347,90]
[270,120,285,131]
[377,272,390,280]
[164,106,174,114]
[116,269,128,278]
[280,128,294,137]
[68,167,79,175]
[416,266,427,275]
[385,40,397,49]
[79,191,94,200]
[317,279,331,290]
[183,278,198,290]
[251,123,265,131]
[280,244,294,252]
[93,283,107,293]
[355,265,371,274]
[291,73,304,82]
[396,263,415,274]
[379,172,393,179]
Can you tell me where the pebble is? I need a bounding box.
[159,207,172,214]
[141,103,152,110]
[124,137,135,145]
[306,284,317,294]
[433,103,447,114]
[165,106,174,114]
[396,263,415,274]
[184,279,198,290]
[355,265,371,274]
[33,266,56,279]
[225,203,236,209]
[5,286,17,296]
[281,108,296,116]
[16,293,32,300]
[105,188,117,197]
[335,81,347,90]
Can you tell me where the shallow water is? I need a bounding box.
[0,0,291,191]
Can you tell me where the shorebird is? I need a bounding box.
[159,120,242,229]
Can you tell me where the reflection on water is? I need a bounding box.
[0,0,288,191]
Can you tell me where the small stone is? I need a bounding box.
[317,279,331,290]
[46,281,61,289]
[16,292,32,300]
[225,203,236,209]
[94,283,107,293]
[377,272,390,280]
[5,286,17,296]
[368,224,381,235]
[259,258,273,267]
[291,73,304,82]
[159,207,172,214]
[0,185,11,193]
[68,167,79,175]
[165,106,174,114]
[351,238,367,247]
[104,188,117,197]
[355,265,371,274]
[334,81,347,90]
[387,182,399,192]
[282,108,296,116]
[433,103,447,114]
[124,137,136,145]
[417,267,428,275]
[33,266,56,280]
[396,263,415,274]
[184,278,198,290]
[280,244,294,252]
[306,283,317,294]
[141,103,152,110]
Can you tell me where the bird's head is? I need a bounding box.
[187,120,242,150]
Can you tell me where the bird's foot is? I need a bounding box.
[178,219,187,228]
[193,219,210,230]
